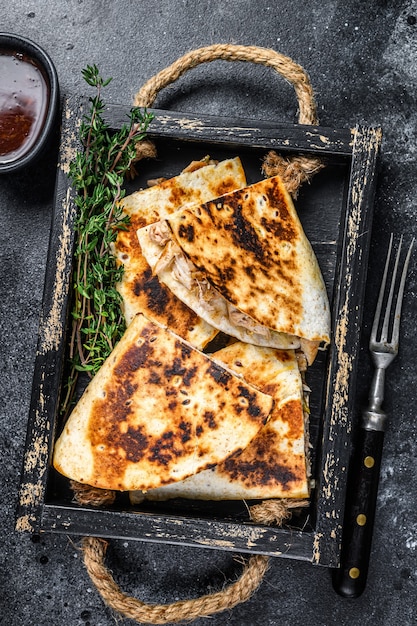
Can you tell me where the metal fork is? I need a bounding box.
[333,234,414,598]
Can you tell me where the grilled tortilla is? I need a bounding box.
[53,314,273,492]
[114,157,247,349]
[131,341,310,502]
[137,174,330,364]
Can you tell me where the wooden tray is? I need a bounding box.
[16,96,381,568]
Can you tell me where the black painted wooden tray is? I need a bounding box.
[16,96,381,567]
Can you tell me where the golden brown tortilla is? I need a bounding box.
[138,174,330,363]
[114,157,247,349]
[131,341,310,502]
[53,314,273,492]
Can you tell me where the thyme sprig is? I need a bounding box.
[61,65,153,414]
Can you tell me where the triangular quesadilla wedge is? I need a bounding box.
[53,313,273,492]
[114,157,247,349]
[130,341,310,503]
[137,174,330,364]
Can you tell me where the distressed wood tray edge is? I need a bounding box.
[15,95,382,567]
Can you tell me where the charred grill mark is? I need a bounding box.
[201,201,218,221]
[150,420,201,465]
[149,428,188,465]
[203,411,217,429]
[89,411,149,483]
[124,381,138,398]
[203,262,236,292]
[120,426,150,463]
[148,370,162,385]
[178,222,195,242]
[138,268,170,315]
[206,362,232,386]
[134,215,148,230]
[114,343,151,375]
[222,454,298,488]
[237,385,266,420]
[162,357,198,388]
[261,213,297,242]
[229,202,266,262]
[89,332,146,482]
[221,427,301,488]
[262,181,297,242]
[248,404,262,418]
[134,269,205,334]
[168,400,178,411]
[177,340,192,361]
[273,349,293,362]
[243,265,256,280]
[149,359,163,369]
[179,420,192,443]
[168,185,197,207]
[216,177,236,196]
[216,265,236,283]
[270,257,298,285]
[163,356,187,379]
[149,444,172,466]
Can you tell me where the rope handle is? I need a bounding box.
[75,477,308,624]
[82,537,269,624]
[133,44,324,196]
[133,43,318,125]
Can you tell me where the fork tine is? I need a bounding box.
[371,234,414,346]
[371,233,393,343]
[380,234,403,343]
[391,236,415,348]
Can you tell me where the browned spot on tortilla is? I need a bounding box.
[168,184,202,208]
[131,268,205,339]
[82,316,272,491]
[278,399,305,440]
[178,222,195,242]
[170,176,304,328]
[220,423,303,491]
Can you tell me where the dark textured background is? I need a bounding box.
[1,2,416,624]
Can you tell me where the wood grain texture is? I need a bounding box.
[15,96,82,534]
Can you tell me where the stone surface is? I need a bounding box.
[1,1,417,624]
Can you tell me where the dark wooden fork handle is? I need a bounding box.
[332,427,384,598]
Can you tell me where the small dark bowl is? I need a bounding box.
[0,33,59,174]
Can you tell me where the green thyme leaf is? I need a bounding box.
[61,67,153,416]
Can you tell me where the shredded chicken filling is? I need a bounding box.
[149,221,274,336]
[147,220,320,363]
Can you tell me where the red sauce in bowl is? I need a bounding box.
[0,50,49,164]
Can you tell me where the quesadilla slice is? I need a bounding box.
[137,174,330,363]
[131,341,310,502]
[114,157,247,349]
[53,313,273,492]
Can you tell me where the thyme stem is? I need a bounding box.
[61,65,153,416]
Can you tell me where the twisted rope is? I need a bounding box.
[82,537,269,625]
[73,478,307,624]
[134,43,324,195]
[134,43,318,125]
